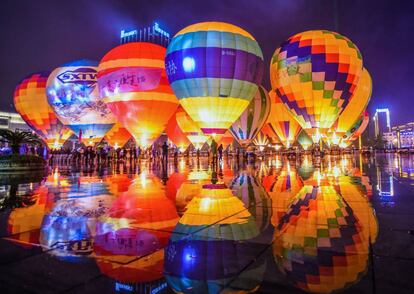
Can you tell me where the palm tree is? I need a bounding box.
[0,129,42,154]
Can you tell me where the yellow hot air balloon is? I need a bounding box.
[270,30,364,143]
[252,131,270,151]
[328,68,372,142]
[268,91,301,148]
[165,22,264,137]
[176,109,209,150]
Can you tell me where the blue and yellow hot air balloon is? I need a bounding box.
[229,85,270,147]
[270,30,364,143]
[165,22,264,137]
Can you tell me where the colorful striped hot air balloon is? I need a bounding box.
[165,106,192,152]
[14,72,73,149]
[267,90,301,148]
[329,68,372,139]
[176,109,208,150]
[46,60,116,145]
[261,123,281,146]
[270,30,364,143]
[165,22,264,137]
[103,122,132,149]
[252,131,270,151]
[229,85,270,147]
[98,42,179,148]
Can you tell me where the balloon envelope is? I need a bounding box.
[165,106,192,152]
[176,109,208,149]
[267,91,301,148]
[229,85,270,147]
[331,68,372,138]
[166,22,264,135]
[98,42,179,148]
[14,71,73,149]
[46,60,116,145]
[270,30,363,142]
[103,122,132,148]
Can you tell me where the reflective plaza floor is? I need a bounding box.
[0,153,413,294]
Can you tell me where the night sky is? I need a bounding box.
[2,0,413,125]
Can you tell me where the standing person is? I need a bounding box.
[137,146,141,160]
[132,146,137,162]
[162,141,169,165]
[210,139,218,165]
[218,144,223,161]
[116,148,121,162]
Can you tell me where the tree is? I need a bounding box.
[0,129,42,154]
[374,134,386,150]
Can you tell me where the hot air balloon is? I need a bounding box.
[252,131,270,151]
[261,123,281,146]
[329,68,372,140]
[297,129,313,150]
[165,22,264,138]
[176,109,209,150]
[98,42,179,148]
[46,60,116,145]
[14,72,73,149]
[267,90,301,148]
[165,106,192,152]
[165,172,272,293]
[229,85,270,147]
[343,110,369,146]
[103,122,132,149]
[270,30,364,143]
[220,130,234,151]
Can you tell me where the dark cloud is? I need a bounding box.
[1,0,413,124]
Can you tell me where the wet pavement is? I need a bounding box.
[0,154,413,294]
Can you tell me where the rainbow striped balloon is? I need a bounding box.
[229,85,270,147]
[166,22,264,136]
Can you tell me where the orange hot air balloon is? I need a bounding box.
[220,131,234,150]
[165,106,191,152]
[104,122,132,148]
[98,42,179,148]
[261,123,281,145]
[14,71,73,149]
[176,109,209,150]
[268,91,301,148]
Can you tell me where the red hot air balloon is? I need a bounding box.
[98,42,179,148]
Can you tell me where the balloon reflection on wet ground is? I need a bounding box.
[1,155,413,293]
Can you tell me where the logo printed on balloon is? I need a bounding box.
[57,67,97,86]
[98,68,162,97]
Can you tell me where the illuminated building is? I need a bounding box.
[120,22,170,47]
[0,111,31,131]
[383,122,414,148]
[373,108,390,137]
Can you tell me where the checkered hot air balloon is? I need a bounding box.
[328,68,372,141]
[267,90,302,148]
[14,71,73,149]
[165,106,192,152]
[98,43,179,148]
[165,22,264,138]
[270,30,364,143]
[103,122,132,148]
[274,184,375,293]
[229,85,270,147]
[46,60,116,146]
